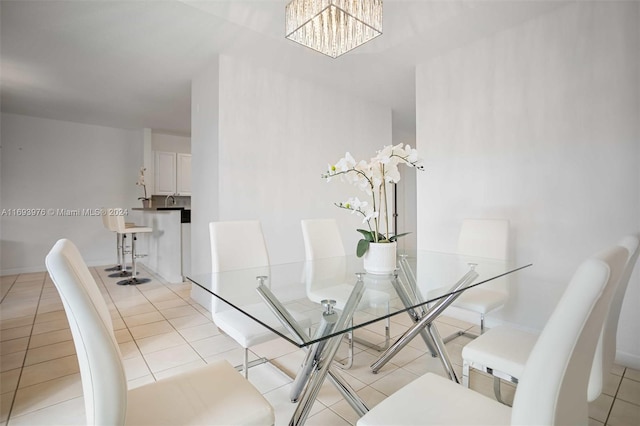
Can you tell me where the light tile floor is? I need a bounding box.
[1,266,639,425]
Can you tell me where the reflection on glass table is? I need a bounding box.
[188,251,531,426]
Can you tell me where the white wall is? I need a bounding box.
[216,55,392,266]
[152,132,191,153]
[0,113,143,274]
[190,57,220,277]
[396,166,418,252]
[416,1,639,367]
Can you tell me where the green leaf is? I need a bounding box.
[389,232,411,242]
[356,229,375,242]
[356,239,370,257]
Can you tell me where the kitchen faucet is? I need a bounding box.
[164,194,176,207]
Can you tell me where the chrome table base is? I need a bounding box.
[258,273,370,426]
[370,257,480,383]
[255,262,481,425]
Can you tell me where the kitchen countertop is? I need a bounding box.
[132,207,191,223]
[132,207,190,211]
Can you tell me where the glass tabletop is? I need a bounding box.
[187,250,531,348]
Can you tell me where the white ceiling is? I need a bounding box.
[1,0,568,139]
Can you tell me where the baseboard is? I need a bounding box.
[190,284,212,312]
[615,350,640,370]
[1,259,115,276]
[1,265,46,276]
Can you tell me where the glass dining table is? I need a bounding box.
[188,250,531,426]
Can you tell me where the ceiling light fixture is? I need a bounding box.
[285,0,383,59]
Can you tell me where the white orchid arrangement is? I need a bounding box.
[136,167,149,200]
[322,143,424,257]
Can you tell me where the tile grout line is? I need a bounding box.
[93,266,161,383]
[4,267,640,425]
[5,273,47,424]
[128,266,217,375]
[140,269,280,375]
[96,266,216,380]
[0,275,19,305]
[604,367,626,425]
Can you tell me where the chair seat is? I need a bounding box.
[215,303,312,348]
[126,360,273,425]
[454,288,508,314]
[428,287,507,314]
[357,373,511,426]
[462,325,538,380]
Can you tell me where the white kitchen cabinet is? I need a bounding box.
[155,151,177,195]
[154,151,191,195]
[176,153,192,196]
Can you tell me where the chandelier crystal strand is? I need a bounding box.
[285,0,382,59]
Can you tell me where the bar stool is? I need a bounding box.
[102,212,122,272]
[112,214,152,285]
[105,212,136,278]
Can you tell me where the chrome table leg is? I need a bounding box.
[371,267,479,378]
[389,275,439,357]
[289,273,367,426]
[327,369,368,416]
[257,272,370,425]
[427,322,459,383]
[289,300,337,403]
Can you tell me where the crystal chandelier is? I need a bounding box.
[285,0,383,59]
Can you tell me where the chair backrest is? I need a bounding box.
[209,221,270,313]
[301,219,346,260]
[209,221,270,272]
[301,219,349,299]
[111,211,127,233]
[511,244,628,425]
[588,233,640,400]
[101,208,111,231]
[45,239,127,425]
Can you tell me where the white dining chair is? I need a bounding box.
[430,218,510,341]
[461,233,640,404]
[45,238,274,426]
[357,243,628,426]
[209,220,311,378]
[301,219,390,368]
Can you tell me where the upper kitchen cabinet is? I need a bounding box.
[154,151,191,195]
[176,153,192,195]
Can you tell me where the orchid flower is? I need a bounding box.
[323,144,424,256]
[136,167,148,199]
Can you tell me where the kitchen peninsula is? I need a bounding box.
[132,207,190,283]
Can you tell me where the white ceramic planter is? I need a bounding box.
[363,242,397,274]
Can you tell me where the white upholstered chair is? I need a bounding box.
[301,219,390,368]
[430,218,510,341]
[45,239,274,426]
[462,233,640,403]
[301,218,347,260]
[209,220,311,378]
[357,244,628,426]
